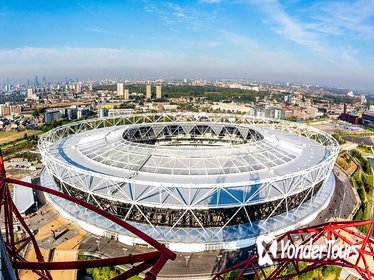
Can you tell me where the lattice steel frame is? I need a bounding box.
[39,113,340,246]
[214,220,374,280]
[0,154,176,280]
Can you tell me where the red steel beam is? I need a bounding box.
[0,153,175,280]
[13,251,161,270]
[215,220,374,280]
[7,177,176,261]
[7,177,172,254]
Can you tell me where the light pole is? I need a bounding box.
[185,255,190,267]
[217,254,223,269]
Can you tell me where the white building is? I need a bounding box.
[347,91,354,97]
[76,82,82,93]
[361,94,366,104]
[108,108,134,117]
[39,113,338,252]
[156,85,162,99]
[26,88,33,99]
[211,102,254,114]
[98,108,108,118]
[117,83,124,96]
[124,89,129,100]
[146,84,152,99]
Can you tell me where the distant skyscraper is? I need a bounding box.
[361,93,367,104]
[5,78,10,91]
[88,82,93,92]
[156,85,162,99]
[42,76,47,86]
[34,75,39,86]
[124,89,129,100]
[117,83,124,96]
[76,82,82,93]
[26,88,33,99]
[146,84,152,99]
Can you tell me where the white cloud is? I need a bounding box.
[238,0,374,90]
[221,31,313,77]
[141,0,217,31]
[245,0,326,53]
[83,27,107,33]
[201,0,221,3]
[309,0,374,40]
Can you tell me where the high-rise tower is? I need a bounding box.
[76,82,82,93]
[146,84,152,99]
[117,83,124,96]
[156,85,162,99]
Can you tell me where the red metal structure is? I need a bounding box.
[0,154,176,280]
[3,150,374,280]
[214,220,374,280]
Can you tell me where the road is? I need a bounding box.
[309,166,358,226]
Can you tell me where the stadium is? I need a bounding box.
[39,113,339,253]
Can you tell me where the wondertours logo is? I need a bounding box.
[256,235,360,266]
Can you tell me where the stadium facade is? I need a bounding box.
[39,113,339,252]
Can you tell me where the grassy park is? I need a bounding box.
[350,149,373,233]
[0,130,41,146]
[0,130,42,157]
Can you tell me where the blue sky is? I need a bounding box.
[1,0,374,90]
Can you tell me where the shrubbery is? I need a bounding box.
[77,254,141,280]
[351,149,373,233]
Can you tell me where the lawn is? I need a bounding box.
[357,144,374,155]
[351,149,373,233]
[336,153,357,176]
[0,130,41,146]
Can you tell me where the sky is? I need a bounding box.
[1,0,374,91]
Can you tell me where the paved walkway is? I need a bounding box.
[50,249,78,280]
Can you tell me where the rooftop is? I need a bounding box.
[45,121,330,186]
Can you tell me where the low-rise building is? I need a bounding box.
[45,110,62,124]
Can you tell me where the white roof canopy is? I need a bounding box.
[13,176,35,214]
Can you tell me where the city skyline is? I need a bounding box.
[1,0,374,90]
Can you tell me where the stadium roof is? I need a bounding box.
[12,176,34,214]
[46,122,329,186]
